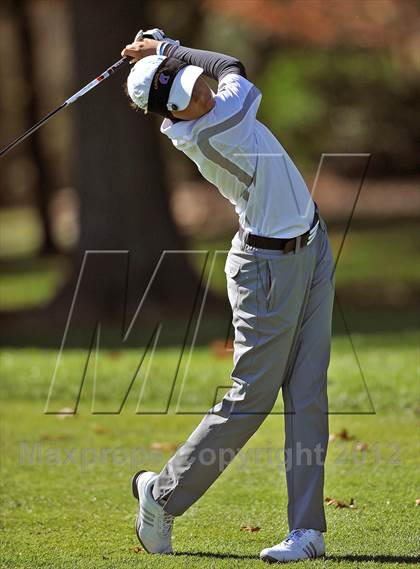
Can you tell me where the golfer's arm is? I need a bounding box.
[159,43,247,81]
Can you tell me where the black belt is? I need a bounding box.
[239,209,320,253]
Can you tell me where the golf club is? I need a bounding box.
[0,29,144,159]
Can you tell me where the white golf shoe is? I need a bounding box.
[131,470,174,554]
[260,528,325,563]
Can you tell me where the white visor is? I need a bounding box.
[127,55,203,114]
[167,65,203,112]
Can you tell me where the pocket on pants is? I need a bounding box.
[224,258,241,279]
[262,260,275,312]
[225,255,259,315]
[224,257,241,312]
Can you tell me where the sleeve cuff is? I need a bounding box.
[156,41,168,56]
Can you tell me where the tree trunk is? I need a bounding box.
[14,0,58,255]
[54,0,200,318]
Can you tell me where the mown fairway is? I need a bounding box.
[1,327,418,568]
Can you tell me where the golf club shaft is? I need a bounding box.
[0,55,130,158]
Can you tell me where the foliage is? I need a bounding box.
[258,50,420,175]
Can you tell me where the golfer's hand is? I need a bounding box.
[121,38,160,63]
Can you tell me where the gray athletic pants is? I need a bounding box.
[153,218,334,532]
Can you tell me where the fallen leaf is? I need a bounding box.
[56,407,76,420]
[415,498,420,507]
[240,525,261,532]
[355,442,369,451]
[210,339,234,358]
[150,442,179,452]
[325,497,356,509]
[94,426,109,435]
[40,434,71,441]
[133,546,144,553]
[329,428,355,442]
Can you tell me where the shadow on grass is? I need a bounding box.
[327,554,420,564]
[174,551,420,564]
[174,551,257,560]
[1,305,419,348]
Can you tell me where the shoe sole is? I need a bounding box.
[131,470,150,553]
[261,555,288,564]
[261,554,326,563]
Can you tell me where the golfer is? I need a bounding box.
[122,29,334,563]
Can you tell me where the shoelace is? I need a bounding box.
[158,510,174,537]
[284,528,307,544]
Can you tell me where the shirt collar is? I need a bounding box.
[160,117,195,141]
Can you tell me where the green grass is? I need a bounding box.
[0,208,44,258]
[0,207,419,311]
[1,328,419,568]
[328,225,420,287]
[1,209,419,566]
[0,256,70,311]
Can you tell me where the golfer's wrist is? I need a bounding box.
[156,41,166,56]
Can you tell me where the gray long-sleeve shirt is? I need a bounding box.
[160,43,247,82]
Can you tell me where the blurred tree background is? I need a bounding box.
[0,0,419,343]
